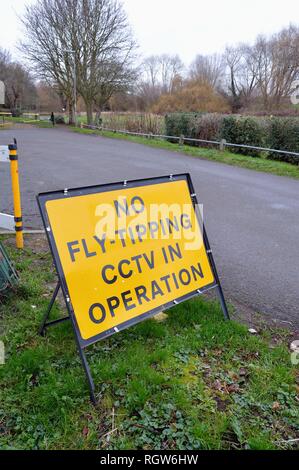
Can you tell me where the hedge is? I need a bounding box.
[164,113,299,164]
[220,116,265,157]
[267,118,299,165]
[165,113,200,142]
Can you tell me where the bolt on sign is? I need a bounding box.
[38,174,229,403]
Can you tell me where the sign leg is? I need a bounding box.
[70,324,97,405]
[39,281,61,336]
[202,226,230,321]
[76,345,97,405]
[216,283,230,321]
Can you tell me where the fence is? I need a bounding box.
[81,124,299,160]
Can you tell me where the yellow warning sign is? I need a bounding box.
[41,176,215,343]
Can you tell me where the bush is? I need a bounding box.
[151,81,230,114]
[165,113,264,155]
[54,115,65,124]
[220,116,265,156]
[165,112,199,141]
[189,113,223,144]
[267,118,299,165]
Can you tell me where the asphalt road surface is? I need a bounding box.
[1,126,298,326]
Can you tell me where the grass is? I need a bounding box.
[0,235,298,450]
[71,127,299,180]
[4,116,54,128]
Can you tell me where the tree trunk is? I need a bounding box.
[86,102,93,125]
[68,100,75,125]
[95,108,102,126]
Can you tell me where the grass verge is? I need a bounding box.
[70,127,299,180]
[0,235,298,450]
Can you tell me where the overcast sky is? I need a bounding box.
[0,0,298,65]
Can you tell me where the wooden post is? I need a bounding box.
[220,139,226,151]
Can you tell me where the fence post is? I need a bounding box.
[179,135,185,146]
[8,143,23,249]
[220,139,226,151]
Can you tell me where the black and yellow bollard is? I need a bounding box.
[8,143,23,249]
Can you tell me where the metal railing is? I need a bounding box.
[81,123,299,159]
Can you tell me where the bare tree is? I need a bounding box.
[0,47,37,112]
[0,48,11,71]
[20,0,136,125]
[93,58,137,123]
[222,25,299,112]
[159,54,184,93]
[137,54,184,109]
[223,44,258,112]
[75,0,136,123]
[142,55,161,89]
[20,1,77,123]
[189,53,224,89]
[36,81,65,112]
[253,25,299,110]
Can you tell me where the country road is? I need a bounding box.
[1,126,299,327]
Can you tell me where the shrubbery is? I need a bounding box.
[267,118,299,165]
[152,82,230,114]
[189,113,223,144]
[220,116,265,157]
[164,112,299,164]
[165,113,199,142]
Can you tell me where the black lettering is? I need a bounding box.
[148,221,159,239]
[115,229,127,247]
[67,241,80,262]
[94,234,107,254]
[128,226,136,245]
[181,214,192,229]
[114,198,129,217]
[160,219,167,236]
[151,280,164,300]
[82,238,96,258]
[107,296,120,317]
[160,275,171,293]
[136,224,146,242]
[132,254,143,273]
[121,291,136,311]
[166,217,179,234]
[135,285,150,305]
[191,262,204,280]
[179,269,191,286]
[102,265,117,284]
[143,251,155,270]
[119,259,133,279]
[172,272,180,289]
[131,196,145,214]
[162,247,169,264]
[89,303,106,324]
[169,243,182,262]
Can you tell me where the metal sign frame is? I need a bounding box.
[37,173,229,404]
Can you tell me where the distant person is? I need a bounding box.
[50,112,55,127]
